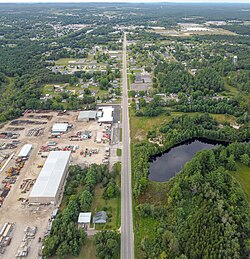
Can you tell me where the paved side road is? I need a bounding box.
[121,32,134,259]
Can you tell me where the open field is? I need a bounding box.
[54,58,78,66]
[130,111,172,142]
[130,110,237,142]
[223,78,239,96]
[230,163,250,203]
[0,110,119,258]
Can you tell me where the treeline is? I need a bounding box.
[153,61,224,94]
[227,70,250,93]
[94,231,120,259]
[175,96,247,117]
[132,113,250,197]
[137,142,250,258]
[43,163,119,259]
[133,96,168,117]
[159,113,249,143]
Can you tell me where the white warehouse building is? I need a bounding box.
[52,123,69,134]
[29,151,71,204]
[18,144,32,158]
[97,106,114,123]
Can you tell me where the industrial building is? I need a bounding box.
[51,123,69,134]
[29,151,71,204]
[97,106,114,123]
[78,111,97,122]
[18,144,32,159]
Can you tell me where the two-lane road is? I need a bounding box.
[121,32,134,259]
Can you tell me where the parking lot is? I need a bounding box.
[0,110,120,258]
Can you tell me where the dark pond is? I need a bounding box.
[149,138,227,182]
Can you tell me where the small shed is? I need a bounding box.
[93,211,108,224]
[78,212,91,228]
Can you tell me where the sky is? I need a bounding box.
[0,0,250,3]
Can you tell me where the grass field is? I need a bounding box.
[54,58,78,66]
[91,163,121,230]
[134,217,159,259]
[223,78,239,96]
[211,114,236,124]
[130,109,237,142]
[91,184,121,230]
[117,148,122,156]
[120,128,122,142]
[43,84,58,95]
[230,163,250,203]
[130,111,172,141]
[65,238,97,259]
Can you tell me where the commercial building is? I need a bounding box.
[97,106,114,123]
[29,151,71,204]
[18,144,32,159]
[52,123,69,134]
[78,111,97,122]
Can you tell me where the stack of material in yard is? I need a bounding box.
[0,132,20,139]
[20,179,36,194]
[26,128,44,137]
[0,222,14,252]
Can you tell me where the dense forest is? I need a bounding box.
[154,62,225,94]
[136,142,250,258]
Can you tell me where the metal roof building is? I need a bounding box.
[52,123,69,133]
[18,144,32,158]
[78,111,97,122]
[78,212,91,224]
[29,151,71,205]
[93,211,108,224]
[98,106,114,123]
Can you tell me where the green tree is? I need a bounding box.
[240,154,250,166]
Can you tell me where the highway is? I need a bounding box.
[121,32,134,259]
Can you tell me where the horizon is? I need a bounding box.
[0,0,250,4]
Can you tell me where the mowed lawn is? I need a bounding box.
[230,163,250,203]
[91,183,121,230]
[91,163,121,230]
[54,58,78,66]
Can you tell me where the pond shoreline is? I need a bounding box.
[149,137,229,162]
[148,137,230,182]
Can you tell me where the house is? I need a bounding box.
[135,73,142,83]
[93,211,108,224]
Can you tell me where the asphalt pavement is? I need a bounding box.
[120,32,134,259]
